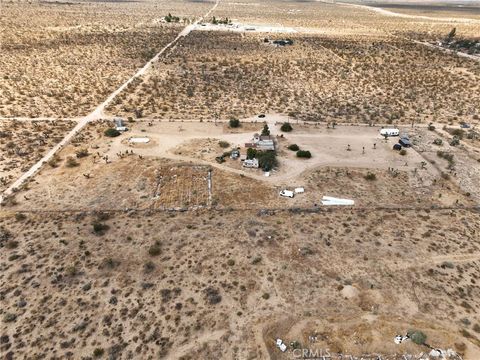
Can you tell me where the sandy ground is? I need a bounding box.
[1,1,480,359]
[98,115,434,185]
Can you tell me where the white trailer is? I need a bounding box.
[380,128,399,137]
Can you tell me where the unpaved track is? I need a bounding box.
[0,0,220,205]
[339,2,480,24]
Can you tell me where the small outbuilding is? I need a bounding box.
[243,158,259,168]
[114,117,128,132]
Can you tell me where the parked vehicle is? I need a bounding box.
[279,190,294,198]
[399,138,411,147]
[380,128,399,137]
[460,123,471,129]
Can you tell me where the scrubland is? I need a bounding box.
[108,31,480,125]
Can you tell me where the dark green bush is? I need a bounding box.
[281,123,293,132]
[296,150,312,158]
[288,144,299,151]
[229,118,240,128]
[104,128,120,137]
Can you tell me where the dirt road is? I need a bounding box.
[0,0,220,205]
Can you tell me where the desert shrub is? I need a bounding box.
[450,136,460,146]
[447,128,465,139]
[0,227,12,242]
[399,149,407,156]
[14,213,26,221]
[433,138,443,145]
[48,155,60,168]
[262,293,270,300]
[75,148,89,158]
[364,172,377,181]
[227,259,235,266]
[218,141,230,148]
[5,240,18,249]
[288,144,299,151]
[229,118,240,128]
[102,257,120,270]
[281,122,293,132]
[148,243,162,256]
[204,287,222,304]
[3,313,17,323]
[104,128,120,137]
[65,157,79,168]
[165,13,180,22]
[144,261,156,273]
[296,150,311,158]
[252,256,262,264]
[93,348,105,357]
[407,330,427,345]
[92,222,109,234]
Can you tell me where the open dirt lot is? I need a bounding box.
[3,118,476,211]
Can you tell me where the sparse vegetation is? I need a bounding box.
[280,122,293,132]
[104,128,121,138]
[229,118,240,128]
[296,150,312,158]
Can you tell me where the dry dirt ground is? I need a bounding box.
[2,0,480,359]
[1,208,480,359]
[4,118,476,211]
[107,30,480,124]
[0,120,76,193]
[0,0,214,117]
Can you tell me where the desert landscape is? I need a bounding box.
[1,0,480,359]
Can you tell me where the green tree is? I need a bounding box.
[261,124,270,136]
[257,151,277,171]
[247,148,257,160]
[281,123,293,132]
[104,128,120,137]
[229,118,240,128]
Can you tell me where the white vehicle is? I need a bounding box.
[276,339,287,352]
[294,187,305,194]
[380,128,399,137]
[279,190,294,198]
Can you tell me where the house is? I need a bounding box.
[114,117,128,132]
[245,133,275,151]
[243,158,259,168]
